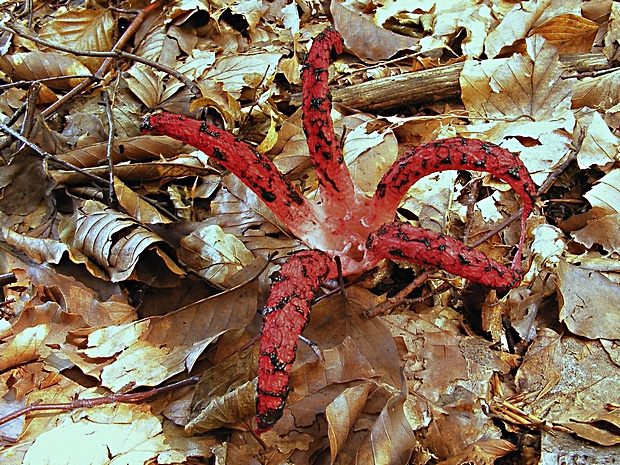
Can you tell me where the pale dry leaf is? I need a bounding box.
[125,64,168,109]
[584,169,620,214]
[0,324,50,372]
[229,0,268,32]
[22,404,182,465]
[0,227,68,265]
[400,171,458,235]
[436,439,516,465]
[557,260,620,339]
[483,0,550,58]
[204,53,282,98]
[191,80,242,131]
[187,346,256,432]
[340,116,399,195]
[185,379,256,433]
[0,51,89,89]
[330,0,417,62]
[522,224,566,283]
[215,174,288,235]
[326,382,373,464]
[516,332,620,438]
[50,162,213,186]
[576,110,620,168]
[461,35,574,184]
[178,224,255,286]
[417,2,493,58]
[571,213,620,254]
[73,200,184,284]
[573,69,620,111]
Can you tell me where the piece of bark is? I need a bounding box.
[290,52,610,112]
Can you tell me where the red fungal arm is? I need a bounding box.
[373,137,536,270]
[140,113,322,240]
[367,222,522,288]
[302,29,357,211]
[256,250,335,433]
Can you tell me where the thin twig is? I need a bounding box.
[0,121,110,186]
[33,0,170,118]
[0,376,199,427]
[102,90,117,205]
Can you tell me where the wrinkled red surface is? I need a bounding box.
[255,250,334,432]
[140,29,537,434]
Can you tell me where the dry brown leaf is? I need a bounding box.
[557,260,620,340]
[185,348,257,433]
[516,332,620,448]
[38,7,114,72]
[51,162,213,185]
[530,14,598,53]
[178,224,254,286]
[575,110,620,168]
[0,324,50,372]
[355,386,417,465]
[23,403,185,465]
[572,69,620,111]
[571,213,620,254]
[73,200,184,284]
[0,51,89,90]
[584,169,620,214]
[330,0,417,62]
[326,382,373,463]
[55,135,186,168]
[461,35,574,184]
[436,439,516,465]
[113,177,172,225]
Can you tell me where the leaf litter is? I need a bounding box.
[0,0,619,463]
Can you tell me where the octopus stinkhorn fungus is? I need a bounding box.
[140,29,536,433]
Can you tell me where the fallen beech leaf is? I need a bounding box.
[0,324,51,372]
[326,382,373,463]
[557,261,620,339]
[584,169,620,214]
[55,135,186,168]
[330,0,417,61]
[186,347,257,433]
[113,177,172,225]
[178,224,255,285]
[355,386,417,465]
[572,213,620,254]
[461,35,573,184]
[572,69,620,111]
[38,8,114,72]
[73,200,184,284]
[22,404,185,465]
[530,14,598,54]
[483,0,548,58]
[0,227,69,265]
[51,162,214,185]
[522,224,566,283]
[0,51,89,89]
[436,439,516,465]
[576,111,620,168]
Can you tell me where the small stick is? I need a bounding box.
[0,376,199,427]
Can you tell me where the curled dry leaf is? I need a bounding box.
[73,200,183,284]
